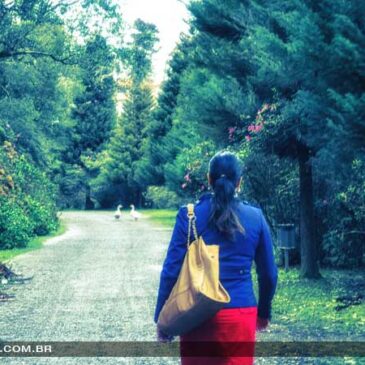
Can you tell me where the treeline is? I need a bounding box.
[163,1,364,274]
[0,0,161,249]
[0,0,364,273]
[0,0,125,248]
[118,0,364,274]
[155,0,363,274]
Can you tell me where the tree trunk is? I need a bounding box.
[85,185,94,210]
[136,189,143,209]
[298,146,321,278]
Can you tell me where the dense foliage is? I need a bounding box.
[0,142,58,249]
[0,0,122,246]
[141,0,365,273]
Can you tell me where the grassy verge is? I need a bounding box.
[146,209,364,339]
[142,209,177,227]
[0,221,66,263]
[253,267,365,339]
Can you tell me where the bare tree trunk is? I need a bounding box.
[298,146,321,279]
[85,185,94,210]
[136,189,143,209]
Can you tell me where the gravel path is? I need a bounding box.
[0,211,361,364]
[0,211,176,364]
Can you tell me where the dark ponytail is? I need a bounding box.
[208,151,245,238]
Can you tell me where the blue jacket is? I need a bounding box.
[154,193,278,323]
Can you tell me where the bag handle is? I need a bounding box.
[187,203,198,249]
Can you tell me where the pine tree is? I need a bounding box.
[99,19,158,207]
[70,35,116,158]
[62,34,116,209]
[138,35,193,186]
[106,82,154,205]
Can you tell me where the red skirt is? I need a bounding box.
[180,307,257,365]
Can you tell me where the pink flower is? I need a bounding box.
[181,183,187,189]
[248,124,264,133]
[184,173,191,182]
[228,126,237,142]
[255,124,263,132]
[245,135,251,142]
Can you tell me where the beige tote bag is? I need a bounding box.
[157,203,230,336]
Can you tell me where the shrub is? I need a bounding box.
[320,159,365,268]
[0,197,34,249]
[23,195,59,236]
[0,141,59,249]
[145,186,182,209]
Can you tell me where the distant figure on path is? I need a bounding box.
[154,151,278,365]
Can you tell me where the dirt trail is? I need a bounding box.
[0,211,175,364]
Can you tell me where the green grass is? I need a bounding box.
[0,222,66,263]
[253,267,365,340]
[146,209,364,340]
[142,209,177,227]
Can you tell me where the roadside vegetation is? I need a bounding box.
[0,222,66,263]
[147,210,365,342]
[144,209,177,228]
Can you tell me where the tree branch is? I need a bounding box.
[50,0,82,12]
[343,231,365,236]
[0,50,76,65]
[0,84,10,98]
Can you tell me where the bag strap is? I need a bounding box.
[186,203,198,249]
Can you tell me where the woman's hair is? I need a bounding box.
[208,151,245,238]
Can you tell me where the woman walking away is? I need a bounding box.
[154,151,278,365]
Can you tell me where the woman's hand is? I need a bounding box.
[157,327,174,343]
[256,317,269,331]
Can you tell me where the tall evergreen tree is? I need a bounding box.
[62,34,116,209]
[97,19,158,207]
[137,35,193,186]
[105,82,154,205]
[70,35,116,160]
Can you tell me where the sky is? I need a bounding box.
[120,0,190,86]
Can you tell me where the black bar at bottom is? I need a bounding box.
[0,341,363,357]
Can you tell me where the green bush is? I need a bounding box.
[23,196,59,236]
[320,159,365,268]
[322,230,363,268]
[56,164,88,209]
[0,197,34,249]
[145,186,182,209]
[0,141,59,249]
